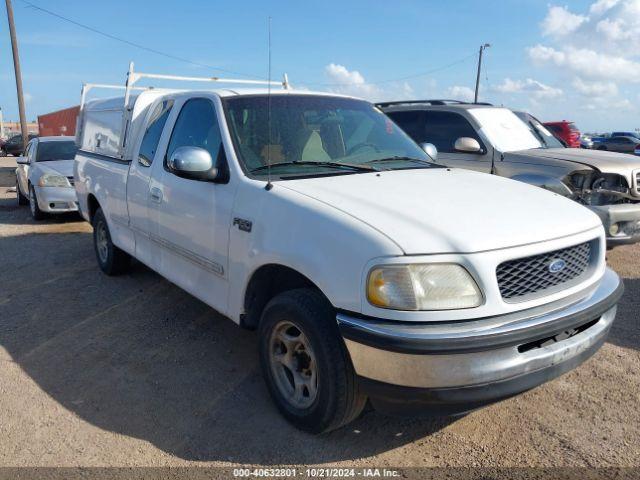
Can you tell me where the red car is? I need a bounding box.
[543,120,581,148]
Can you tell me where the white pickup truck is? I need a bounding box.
[74,69,623,433]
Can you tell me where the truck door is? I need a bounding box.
[127,98,175,269]
[150,96,234,312]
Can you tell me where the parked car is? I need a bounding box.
[580,135,594,149]
[611,131,640,141]
[75,79,622,433]
[15,136,78,219]
[379,100,640,246]
[2,133,37,156]
[596,135,640,154]
[543,120,581,148]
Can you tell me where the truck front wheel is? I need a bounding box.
[259,288,366,433]
[92,207,131,275]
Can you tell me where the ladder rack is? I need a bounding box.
[78,62,291,159]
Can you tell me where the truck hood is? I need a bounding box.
[35,160,74,177]
[280,168,602,254]
[509,148,640,176]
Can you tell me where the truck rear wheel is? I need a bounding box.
[259,288,366,433]
[92,207,131,275]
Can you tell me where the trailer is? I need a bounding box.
[38,106,80,137]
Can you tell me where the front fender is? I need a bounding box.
[226,182,403,323]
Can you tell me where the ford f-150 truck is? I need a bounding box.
[74,68,623,433]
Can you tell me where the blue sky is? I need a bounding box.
[1,0,638,132]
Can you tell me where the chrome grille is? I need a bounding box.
[497,242,592,301]
[635,170,640,194]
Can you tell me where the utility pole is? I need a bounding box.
[474,43,491,104]
[5,0,29,144]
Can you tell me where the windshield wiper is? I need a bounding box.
[251,161,378,174]
[365,156,435,166]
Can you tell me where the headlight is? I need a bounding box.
[367,263,482,311]
[38,173,71,187]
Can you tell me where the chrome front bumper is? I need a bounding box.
[338,268,623,413]
[589,203,640,246]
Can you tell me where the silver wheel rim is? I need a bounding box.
[29,187,36,216]
[96,221,109,263]
[269,320,318,409]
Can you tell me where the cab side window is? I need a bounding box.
[138,99,174,167]
[165,98,229,182]
[423,111,484,153]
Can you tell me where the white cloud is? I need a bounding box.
[323,64,419,101]
[528,44,640,81]
[446,86,475,102]
[590,0,620,15]
[23,93,33,103]
[611,98,633,110]
[572,78,618,97]
[324,63,380,99]
[541,6,587,37]
[494,77,563,99]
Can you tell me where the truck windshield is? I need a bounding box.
[469,108,544,152]
[223,94,434,179]
[36,141,77,162]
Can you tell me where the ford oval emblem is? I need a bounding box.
[549,259,566,273]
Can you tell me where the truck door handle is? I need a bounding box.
[149,187,163,204]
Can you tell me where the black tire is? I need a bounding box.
[16,177,28,205]
[28,184,46,220]
[259,288,366,433]
[92,207,131,275]
[598,145,607,151]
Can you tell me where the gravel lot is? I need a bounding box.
[0,156,638,471]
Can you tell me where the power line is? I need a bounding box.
[19,0,263,79]
[304,52,478,87]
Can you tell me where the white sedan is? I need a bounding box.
[16,136,78,220]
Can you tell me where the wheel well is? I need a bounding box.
[242,264,324,330]
[87,194,100,222]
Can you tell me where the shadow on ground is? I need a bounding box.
[606,278,640,352]
[0,212,453,464]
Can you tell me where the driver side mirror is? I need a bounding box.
[419,142,438,161]
[454,137,483,154]
[16,156,29,165]
[168,146,218,181]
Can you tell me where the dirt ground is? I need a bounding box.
[0,156,638,471]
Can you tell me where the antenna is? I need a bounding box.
[265,16,273,191]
